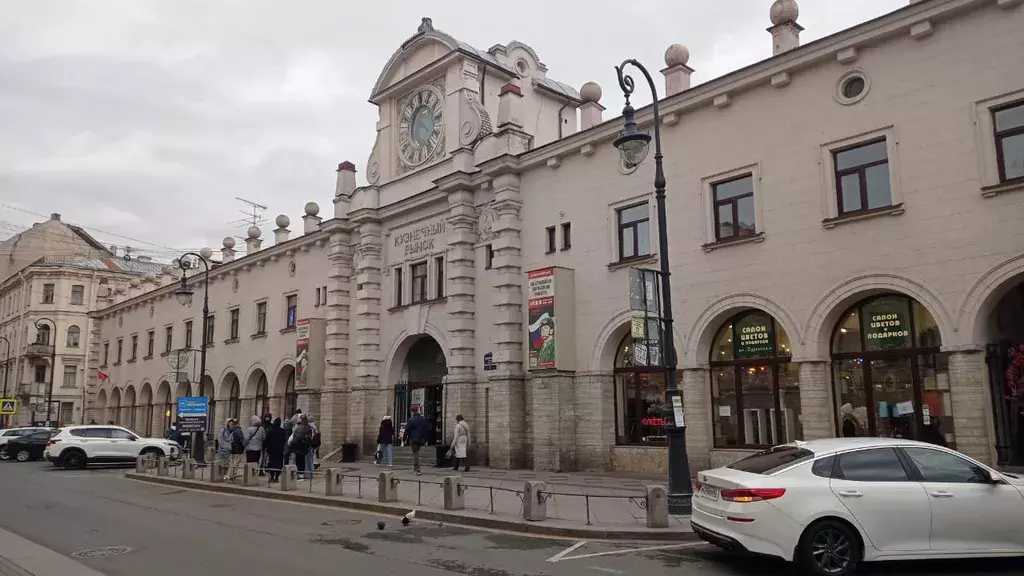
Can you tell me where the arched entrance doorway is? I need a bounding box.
[983,282,1024,465]
[124,386,137,430]
[395,336,447,446]
[109,388,121,425]
[139,383,154,436]
[709,310,800,448]
[253,372,269,417]
[223,374,241,420]
[156,381,172,433]
[613,333,668,445]
[831,294,951,445]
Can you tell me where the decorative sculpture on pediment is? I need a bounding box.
[366,136,381,185]
[459,92,493,147]
[476,202,498,242]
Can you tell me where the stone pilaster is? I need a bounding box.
[320,228,353,452]
[531,371,576,471]
[443,183,478,436]
[797,361,833,440]
[574,372,615,470]
[948,351,992,464]
[681,368,711,472]
[83,316,103,424]
[487,171,526,469]
[350,218,384,454]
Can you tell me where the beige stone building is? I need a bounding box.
[88,0,1024,474]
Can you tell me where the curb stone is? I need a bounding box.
[124,473,696,542]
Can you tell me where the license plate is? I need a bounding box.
[699,485,720,500]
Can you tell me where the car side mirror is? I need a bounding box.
[989,471,1004,484]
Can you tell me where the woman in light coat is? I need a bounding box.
[451,414,470,472]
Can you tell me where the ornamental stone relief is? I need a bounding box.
[476,202,498,242]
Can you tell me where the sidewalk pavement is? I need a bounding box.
[0,527,106,576]
[130,459,695,541]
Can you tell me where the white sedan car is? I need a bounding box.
[691,438,1024,576]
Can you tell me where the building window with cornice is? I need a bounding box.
[713,175,756,241]
[70,285,84,305]
[63,366,77,388]
[255,302,267,335]
[229,308,239,340]
[130,334,138,361]
[434,256,444,299]
[285,295,297,328]
[42,283,54,304]
[616,203,651,261]
[205,315,215,345]
[411,262,428,304]
[66,325,80,348]
[164,326,173,353]
[394,268,404,307]
[833,138,891,216]
[184,321,193,349]
[102,342,109,367]
[994,102,1024,183]
[146,330,154,358]
[115,339,123,364]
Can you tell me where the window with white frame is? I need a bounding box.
[63,366,77,388]
[701,164,763,248]
[993,102,1024,183]
[66,325,81,348]
[975,90,1024,193]
[819,127,902,224]
[616,203,651,261]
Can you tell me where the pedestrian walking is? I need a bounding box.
[264,418,287,482]
[306,414,320,478]
[216,419,234,481]
[403,405,427,475]
[450,414,471,472]
[229,419,246,481]
[258,414,272,475]
[376,415,394,467]
[280,416,294,467]
[166,422,183,446]
[243,415,266,469]
[290,415,313,479]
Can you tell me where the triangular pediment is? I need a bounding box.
[370,18,460,101]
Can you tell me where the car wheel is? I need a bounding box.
[0,446,9,461]
[63,451,87,470]
[799,519,860,576]
[15,449,31,463]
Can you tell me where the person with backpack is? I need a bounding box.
[403,405,428,476]
[243,415,266,469]
[289,415,313,479]
[305,414,321,479]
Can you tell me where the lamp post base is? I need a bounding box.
[666,424,693,516]
[668,492,693,515]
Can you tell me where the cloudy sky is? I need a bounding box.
[0,0,906,261]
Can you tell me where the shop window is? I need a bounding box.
[614,334,668,445]
[993,101,1024,183]
[616,203,651,261]
[712,174,756,241]
[710,310,801,448]
[830,294,952,447]
[284,369,297,417]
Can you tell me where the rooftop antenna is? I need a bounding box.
[229,197,268,231]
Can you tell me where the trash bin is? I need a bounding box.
[436,445,452,468]
[340,443,358,463]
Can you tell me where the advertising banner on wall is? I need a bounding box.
[295,318,310,388]
[527,268,556,370]
[861,296,912,351]
[734,312,774,359]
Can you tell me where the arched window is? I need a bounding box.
[228,376,241,420]
[284,370,297,418]
[254,373,268,417]
[614,334,668,445]
[831,294,952,445]
[66,325,81,348]
[710,310,800,448]
[36,325,50,345]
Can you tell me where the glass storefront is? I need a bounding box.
[831,294,954,447]
[395,337,447,446]
[710,310,801,448]
[614,334,668,445]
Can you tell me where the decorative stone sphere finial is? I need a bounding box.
[130,278,141,288]
[115,284,126,294]
[580,81,602,103]
[162,265,172,274]
[199,246,213,260]
[247,226,261,239]
[304,201,320,217]
[770,0,799,26]
[664,44,690,68]
[222,236,235,249]
[275,214,290,229]
[146,273,157,282]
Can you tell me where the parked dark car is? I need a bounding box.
[6,430,57,462]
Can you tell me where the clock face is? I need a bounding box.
[398,86,444,168]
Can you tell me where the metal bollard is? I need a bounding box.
[645,485,669,528]
[209,461,224,483]
[135,455,147,473]
[523,481,547,521]
[377,471,399,502]
[242,463,260,486]
[182,458,196,480]
[325,468,344,496]
[280,464,298,491]
[205,446,216,465]
[443,476,465,510]
[156,456,169,477]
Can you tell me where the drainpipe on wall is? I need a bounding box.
[556,102,570,139]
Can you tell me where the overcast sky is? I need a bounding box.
[0,0,906,261]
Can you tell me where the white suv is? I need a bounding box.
[45,425,180,470]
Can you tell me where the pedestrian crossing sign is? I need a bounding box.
[0,399,16,415]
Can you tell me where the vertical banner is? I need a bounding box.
[295,318,310,388]
[527,268,556,370]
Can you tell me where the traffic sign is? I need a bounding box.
[176,396,208,433]
[0,399,16,415]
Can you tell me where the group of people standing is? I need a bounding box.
[374,406,471,475]
[206,409,321,482]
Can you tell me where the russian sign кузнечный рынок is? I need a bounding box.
[392,219,445,261]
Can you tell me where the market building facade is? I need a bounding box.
[88,0,1024,473]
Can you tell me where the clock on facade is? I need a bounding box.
[397,86,445,168]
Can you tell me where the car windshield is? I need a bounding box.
[727,445,815,475]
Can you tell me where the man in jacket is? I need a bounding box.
[404,405,428,475]
[229,419,246,482]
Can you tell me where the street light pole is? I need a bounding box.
[34,318,57,427]
[0,336,10,427]
[175,252,210,464]
[613,59,693,514]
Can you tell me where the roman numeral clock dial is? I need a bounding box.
[397,86,445,169]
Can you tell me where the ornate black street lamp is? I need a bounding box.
[0,335,10,427]
[174,251,210,463]
[613,59,693,514]
[34,318,57,426]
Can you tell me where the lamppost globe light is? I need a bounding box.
[174,289,193,307]
[614,132,651,167]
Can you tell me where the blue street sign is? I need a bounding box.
[177,396,208,417]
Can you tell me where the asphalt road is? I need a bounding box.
[0,461,1021,576]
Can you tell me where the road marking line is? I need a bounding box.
[546,540,587,562]
[588,567,623,574]
[556,542,704,562]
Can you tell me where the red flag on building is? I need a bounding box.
[98,370,109,382]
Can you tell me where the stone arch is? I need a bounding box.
[173,380,190,400]
[95,388,108,423]
[803,272,954,359]
[384,324,450,387]
[956,253,1024,347]
[156,380,172,432]
[272,362,296,398]
[243,366,268,399]
[683,293,803,368]
[218,371,240,401]
[139,381,154,436]
[123,384,137,429]
[273,363,297,418]
[588,309,686,372]
[109,387,122,425]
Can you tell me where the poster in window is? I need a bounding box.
[734,313,774,359]
[527,268,556,370]
[295,318,310,388]
[861,297,911,351]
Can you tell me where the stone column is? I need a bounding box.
[531,371,576,471]
[443,183,478,442]
[798,361,833,441]
[321,227,353,451]
[350,217,384,454]
[487,171,527,469]
[681,368,711,472]
[948,351,992,464]
[574,372,615,470]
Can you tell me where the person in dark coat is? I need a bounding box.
[376,416,395,468]
[290,415,313,479]
[263,418,287,482]
[403,405,428,475]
